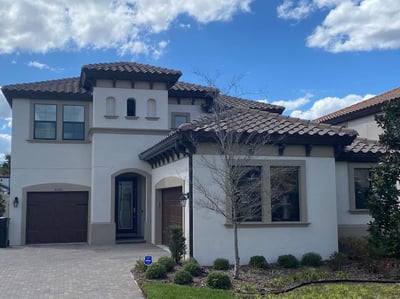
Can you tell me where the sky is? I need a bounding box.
[1,0,400,160]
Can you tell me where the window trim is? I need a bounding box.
[226,160,307,226]
[171,112,190,129]
[30,100,89,143]
[348,163,375,214]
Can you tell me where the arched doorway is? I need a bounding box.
[115,172,146,240]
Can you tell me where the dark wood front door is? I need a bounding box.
[26,191,88,244]
[115,177,137,239]
[162,187,182,245]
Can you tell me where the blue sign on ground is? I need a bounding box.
[144,255,153,266]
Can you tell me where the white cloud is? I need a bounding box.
[272,93,313,110]
[290,93,375,119]
[0,0,253,57]
[28,61,49,70]
[277,0,400,52]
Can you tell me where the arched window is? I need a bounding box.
[147,99,156,117]
[106,97,116,116]
[127,98,136,116]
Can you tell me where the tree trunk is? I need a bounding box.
[233,222,240,279]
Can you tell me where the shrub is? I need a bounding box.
[182,257,199,266]
[291,269,329,283]
[277,254,299,269]
[157,256,175,272]
[173,270,193,285]
[206,271,232,289]
[0,194,6,217]
[339,237,369,260]
[133,259,147,273]
[168,225,186,264]
[145,262,167,279]
[301,252,322,267]
[328,251,348,271]
[213,258,230,270]
[249,255,268,269]
[183,261,202,277]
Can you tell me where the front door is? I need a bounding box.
[162,187,183,245]
[115,177,137,239]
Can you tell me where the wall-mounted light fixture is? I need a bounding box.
[179,193,189,207]
[13,197,19,208]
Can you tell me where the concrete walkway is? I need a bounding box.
[0,243,168,299]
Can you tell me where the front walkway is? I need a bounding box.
[0,243,168,299]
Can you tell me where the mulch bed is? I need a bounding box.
[133,259,400,296]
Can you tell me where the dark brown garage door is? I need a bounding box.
[162,187,182,245]
[26,191,88,244]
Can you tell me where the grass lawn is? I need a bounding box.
[140,282,400,299]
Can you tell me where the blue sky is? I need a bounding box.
[1,0,400,160]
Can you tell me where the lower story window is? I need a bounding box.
[236,166,262,222]
[354,168,371,210]
[271,166,300,222]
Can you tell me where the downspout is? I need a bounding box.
[188,153,194,257]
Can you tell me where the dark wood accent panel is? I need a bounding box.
[26,191,88,244]
[161,187,182,245]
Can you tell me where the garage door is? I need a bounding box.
[26,191,88,244]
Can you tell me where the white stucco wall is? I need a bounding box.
[93,87,169,130]
[192,154,339,266]
[335,162,372,226]
[9,99,92,245]
[339,114,382,141]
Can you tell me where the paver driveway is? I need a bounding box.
[0,243,168,299]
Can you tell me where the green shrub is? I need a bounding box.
[168,225,186,264]
[213,258,230,270]
[157,256,175,272]
[328,251,348,271]
[134,259,147,273]
[182,257,199,266]
[301,252,322,267]
[206,271,232,289]
[183,261,202,277]
[145,262,167,279]
[291,269,329,283]
[339,237,369,260]
[0,194,6,217]
[249,255,268,269]
[173,270,193,285]
[277,254,299,269]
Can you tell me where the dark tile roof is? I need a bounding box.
[82,62,182,77]
[80,62,182,89]
[171,81,217,93]
[140,108,358,164]
[315,87,400,124]
[218,95,284,114]
[182,108,356,141]
[344,138,385,155]
[337,138,386,162]
[1,77,91,105]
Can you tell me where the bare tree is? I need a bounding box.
[193,100,277,279]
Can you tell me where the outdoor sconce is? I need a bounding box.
[13,197,19,208]
[179,193,189,207]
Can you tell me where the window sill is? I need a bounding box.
[104,115,119,119]
[145,116,160,121]
[27,139,91,144]
[224,222,310,228]
[125,116,139,120]
[349,209,369,215]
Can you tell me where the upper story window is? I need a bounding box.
[147,99,156,117]
[34,104,57,140]
[63,105,85,140]
[171,113,190,129]
[127,98,136,117]
[349,164,373,212]
[106,97,116,116]
[32,101,88,142]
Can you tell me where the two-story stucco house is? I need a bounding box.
[1,62,395,265]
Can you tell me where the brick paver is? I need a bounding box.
[0,243,168,299]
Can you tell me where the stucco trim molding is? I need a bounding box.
[89,127,170,136]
